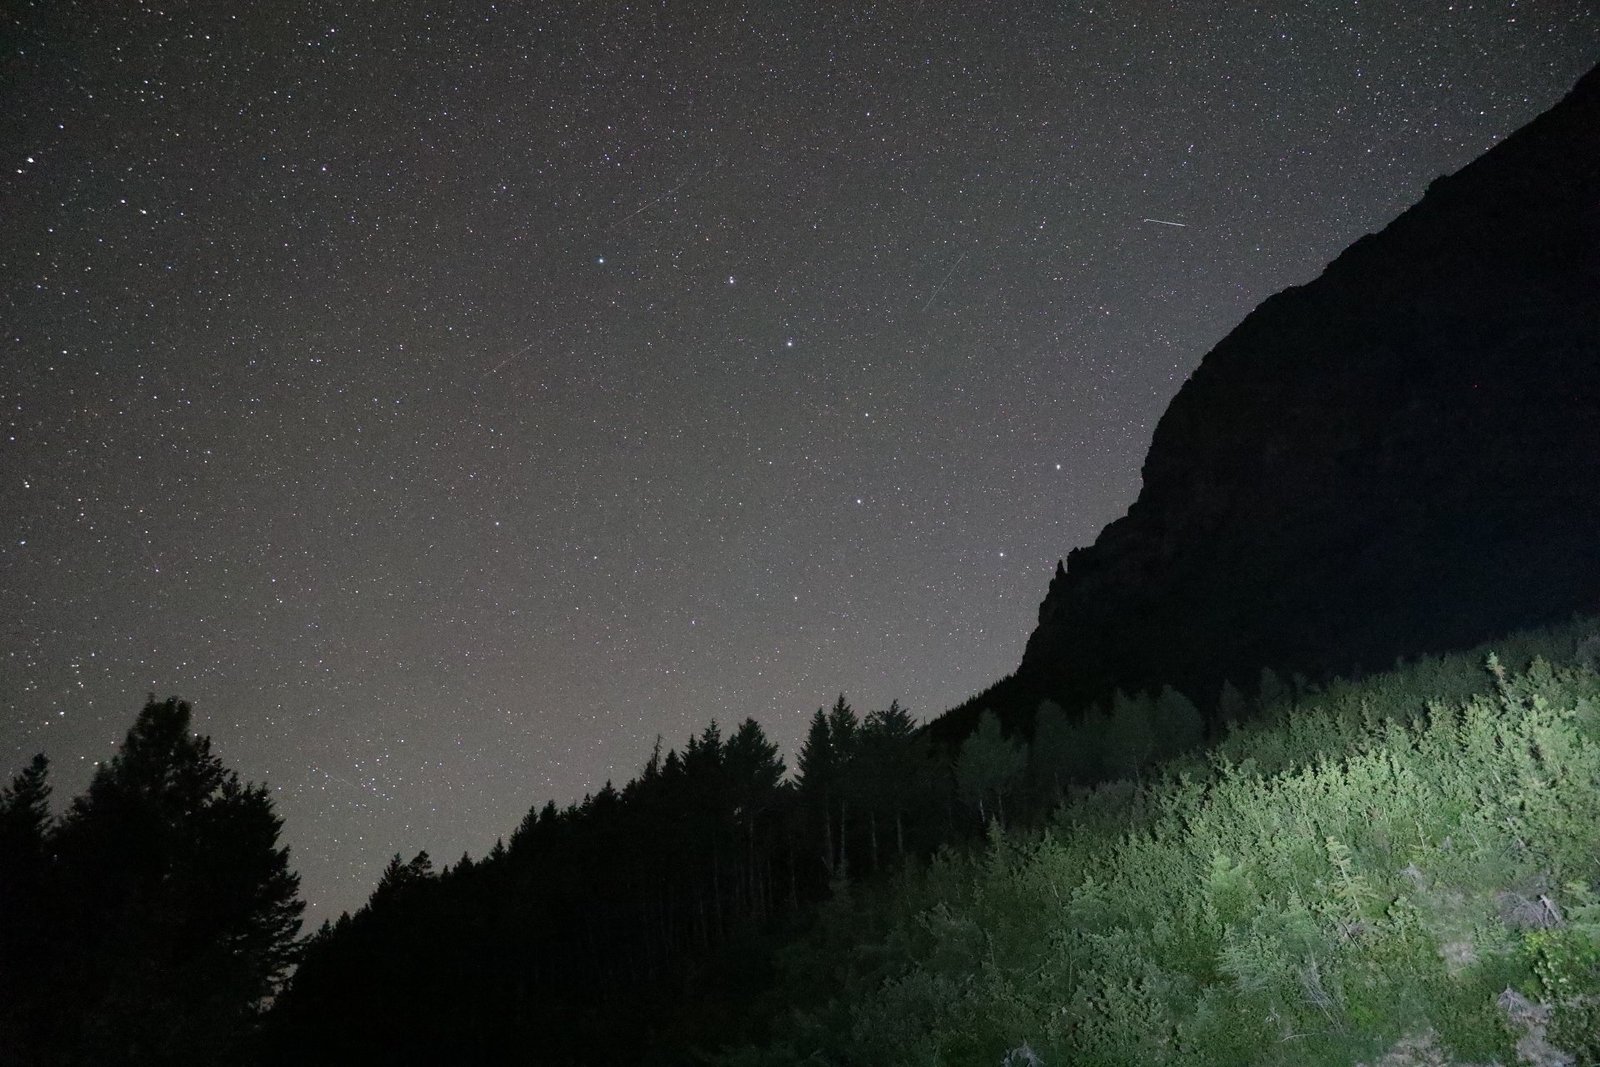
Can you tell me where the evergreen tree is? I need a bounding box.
[0,754,53,1059]
[824,696,861,876]
[795,707,838,876]
[47,697,305,1064]
[859,700,922,865]
[371,850,435,908]
[0,753,51,904]
[724,718,786,916]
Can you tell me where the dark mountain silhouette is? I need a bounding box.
[933,61,1600,745]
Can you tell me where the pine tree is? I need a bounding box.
[50,697,304,1063]
[0,754,53,1059]
[824,696,861,876]
[860,700,921,864]
[724,718,785,917]
[795,708,837,876]
[0,753,51,900]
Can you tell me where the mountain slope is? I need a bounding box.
[1012,61,1600,717]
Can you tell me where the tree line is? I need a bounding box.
[2,672,1258,1063]
[264,682,1234,1063]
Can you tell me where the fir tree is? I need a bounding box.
[43,697,305,1064]
[859,700,922,864]
[796,706,838,876]
[0,754,53,1059]
[0,753,51,904]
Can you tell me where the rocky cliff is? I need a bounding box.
[1015,63,1600,717]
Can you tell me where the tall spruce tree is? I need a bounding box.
[824,696,861,877]
[0,753,51,908]
[724,718,786,917]
[46,697,305,1064]
[0,754,53,1060]
[795,707,838,877]
[859,701,921,866]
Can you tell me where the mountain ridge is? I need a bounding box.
[936,60,1600,743]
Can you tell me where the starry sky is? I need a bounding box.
[3,2,1597,918]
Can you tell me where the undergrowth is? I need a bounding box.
[724,621,1600,1066]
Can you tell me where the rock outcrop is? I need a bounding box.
[1016,63,1600,715]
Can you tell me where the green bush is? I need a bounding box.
[725,620,1600,1066]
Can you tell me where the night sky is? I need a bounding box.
[4,2,1597,918]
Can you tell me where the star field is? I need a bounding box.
[3,1,1597,916]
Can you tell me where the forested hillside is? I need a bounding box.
[262,674,1223,1061]
[727,621,1600,1066]
[257,621,1600,1065]
[262,699,951,1063]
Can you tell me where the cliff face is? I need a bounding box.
[1019,63,1600,711]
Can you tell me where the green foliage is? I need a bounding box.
[1155,686,1205,759]
[1525,881,1600,1060]
[1027,700,1076,805]
[956,711,1026,827]
[1102,690,1156,778]
[729,620,1600,1067]
[1217,679,1249,730]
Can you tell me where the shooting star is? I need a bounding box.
[1142,218,1189,228]
[921,250,969,312]
[610,171,699,229]
[484,340,539,378]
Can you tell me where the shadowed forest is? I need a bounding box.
[5,621,1600,1064]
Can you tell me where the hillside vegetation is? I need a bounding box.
[724,622,1600,1066]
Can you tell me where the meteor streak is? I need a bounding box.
[921,250,969,311]
[611,172,699,228]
